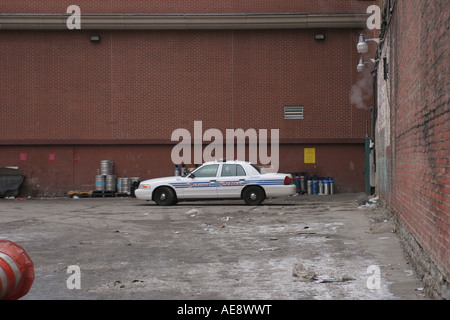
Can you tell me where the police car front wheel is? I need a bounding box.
[153,187,176,206]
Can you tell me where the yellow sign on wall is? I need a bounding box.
[304,148,316,163]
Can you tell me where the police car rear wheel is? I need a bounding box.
[243,186,265,205]
[154,187,176,206]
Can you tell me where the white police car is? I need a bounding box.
[135,159,296,205]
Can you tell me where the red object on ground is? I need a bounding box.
[0,240,35,300]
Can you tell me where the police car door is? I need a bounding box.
[216,164,247,199]
[183,164,219,199]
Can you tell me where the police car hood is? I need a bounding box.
[141,176,185,184]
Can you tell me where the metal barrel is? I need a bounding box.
[329,177,334,194]
[105,175,116,192]
[0,240,35,300]
[122,178,130,194]
[100,160,113,175]
[116,177,123,193]
[312,178,318,195]
[300,175,306,193]
[95,175,105,191]
[324,177,329,195]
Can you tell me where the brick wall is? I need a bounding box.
[376,0,449,299]
[0,143,365,197]
[0,28,370,142]
[0,0,374,195]
[0,1,373,14]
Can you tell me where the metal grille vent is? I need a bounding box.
[284,106,304,119]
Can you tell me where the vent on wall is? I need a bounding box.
[284,106,304,119]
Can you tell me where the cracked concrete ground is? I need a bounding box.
[0,193,427,300]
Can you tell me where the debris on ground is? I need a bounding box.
[292,263,355,283]
[358,196,379,209]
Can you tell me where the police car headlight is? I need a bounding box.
[139,184,150,190]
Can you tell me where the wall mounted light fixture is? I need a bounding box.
[357,57,376,72]
[357,34,379,54]
[314,34,325,41]
[90,35,101,42]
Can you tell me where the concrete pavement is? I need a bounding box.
[0,193,427,300]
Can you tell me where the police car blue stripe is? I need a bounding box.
[169,179,285,189]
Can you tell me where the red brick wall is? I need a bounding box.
[0,143,364,197]
[0,28,369,142]
[380,0,449,297]
[0,0,374,195]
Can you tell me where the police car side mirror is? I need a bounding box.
[188,173,195,178]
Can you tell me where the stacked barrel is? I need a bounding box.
[94,160,140,196]
[95,160,114,192]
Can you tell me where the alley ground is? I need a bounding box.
[0,193,427,300]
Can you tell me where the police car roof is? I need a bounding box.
[203,159,249,165]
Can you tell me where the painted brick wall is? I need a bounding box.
[377,0,449,298]
[0,1,374,14]
[0,143,365,197]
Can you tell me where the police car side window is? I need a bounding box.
[194,164,219,178]
[236,165,246,176]
[221,164,234,177]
